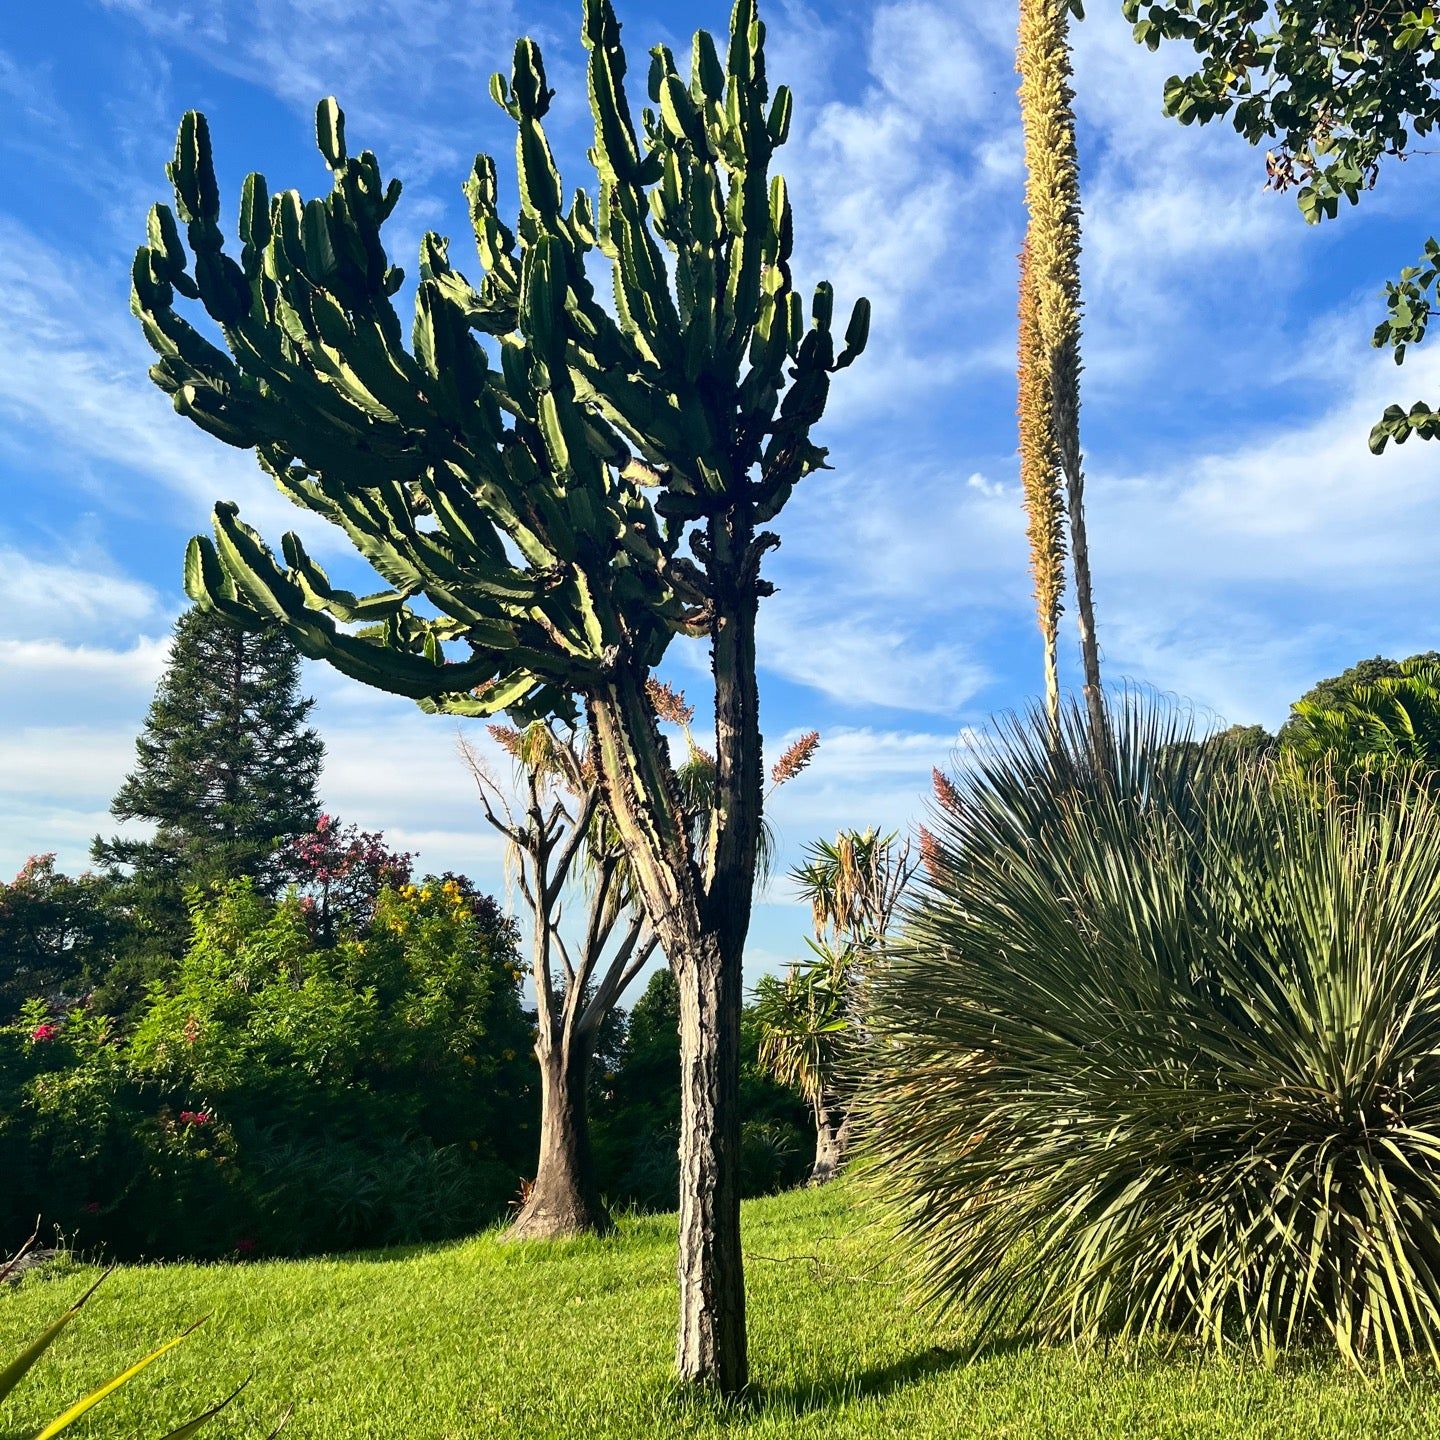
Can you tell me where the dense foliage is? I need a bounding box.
[3,877,532,1259]
[1286,656,1440,774]
[1,870,814,1259]
[868,699,1440,1368]
[0,857,131,1023]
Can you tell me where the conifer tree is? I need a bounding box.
[93,605,324,945]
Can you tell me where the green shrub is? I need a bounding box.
[4,877,531,1258]
[865,698,1440,1369]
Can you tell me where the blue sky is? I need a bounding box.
[4,0,1440,978]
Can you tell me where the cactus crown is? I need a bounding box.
[133,0,867,725]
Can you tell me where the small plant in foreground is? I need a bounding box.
[0,1236,267,1437]
[865,697,1440,1369]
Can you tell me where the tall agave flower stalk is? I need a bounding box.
[1017,240,1064,723]
[1017,0,1103,732]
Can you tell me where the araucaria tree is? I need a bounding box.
[131,0,866,1389]
[1017,0,1103,729]
[93,604,324,936]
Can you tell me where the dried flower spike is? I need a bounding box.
[771,731,821,787]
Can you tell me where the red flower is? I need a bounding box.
[178,1109,212,1128]
[29,1023,58,1043]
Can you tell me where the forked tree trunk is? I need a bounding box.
[810,1103,850,1186]
[509,1037,613,1241]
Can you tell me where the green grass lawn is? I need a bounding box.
[3,1182,1439,1439]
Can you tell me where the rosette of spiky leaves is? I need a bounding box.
[754,941,849,1104]
[866,697,1440,1370]
[133,0,867,730]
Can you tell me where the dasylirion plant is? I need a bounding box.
[131,0,866,1391]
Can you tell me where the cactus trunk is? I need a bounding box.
[673,929,748,1386]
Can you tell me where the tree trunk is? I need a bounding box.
[673,929,747,1389]
[809,1102,850,1186]
[508,1038,612,1241]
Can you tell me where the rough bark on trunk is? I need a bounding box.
[673,929,747,1388]
[580,510,763,1392]
[508,1036,612,1240]
[809,1103,850,1186]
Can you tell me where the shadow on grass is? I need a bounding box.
[742,1332,1037,1417]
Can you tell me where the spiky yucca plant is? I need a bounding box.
[865,698,1440,1369]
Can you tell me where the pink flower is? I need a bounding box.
[178,1109,212,1128]
[29,1023,58,1043]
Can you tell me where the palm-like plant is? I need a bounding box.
[865,697,1440,1369]
[759,829,913,1183]
[1285,658,1440,775]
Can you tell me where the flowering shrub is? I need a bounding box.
[2,875,531,1258]
[282,815,413,942]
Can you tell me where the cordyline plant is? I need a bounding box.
[462,703,817,1240]
[1017,0,1103,730]
[131,0,865,1389]
[758,828,913,1183]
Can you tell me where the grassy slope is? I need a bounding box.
[3,1183,1439,1439]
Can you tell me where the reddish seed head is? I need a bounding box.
[932,767,961,812]
[771,731,820,787]
[645,678,695,727]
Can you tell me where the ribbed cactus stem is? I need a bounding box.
[132,0,865,1392]
[1018,0,1104,734]
[1017,239,1064,725]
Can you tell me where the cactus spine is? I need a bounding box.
[131,0,865,1392]
[1017,0,1104,732]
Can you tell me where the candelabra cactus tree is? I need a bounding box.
[131,0,866,1390]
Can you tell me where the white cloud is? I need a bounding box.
[0,546,164,641]
[0,217,316,543]
[100,0,528,188]
[869,2,1003,124]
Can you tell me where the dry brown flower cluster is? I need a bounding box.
[487,723,524,759]
[932,767,961,813]
[770,730,821,787]
[646,677,696,727]
[918,825,944,881]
